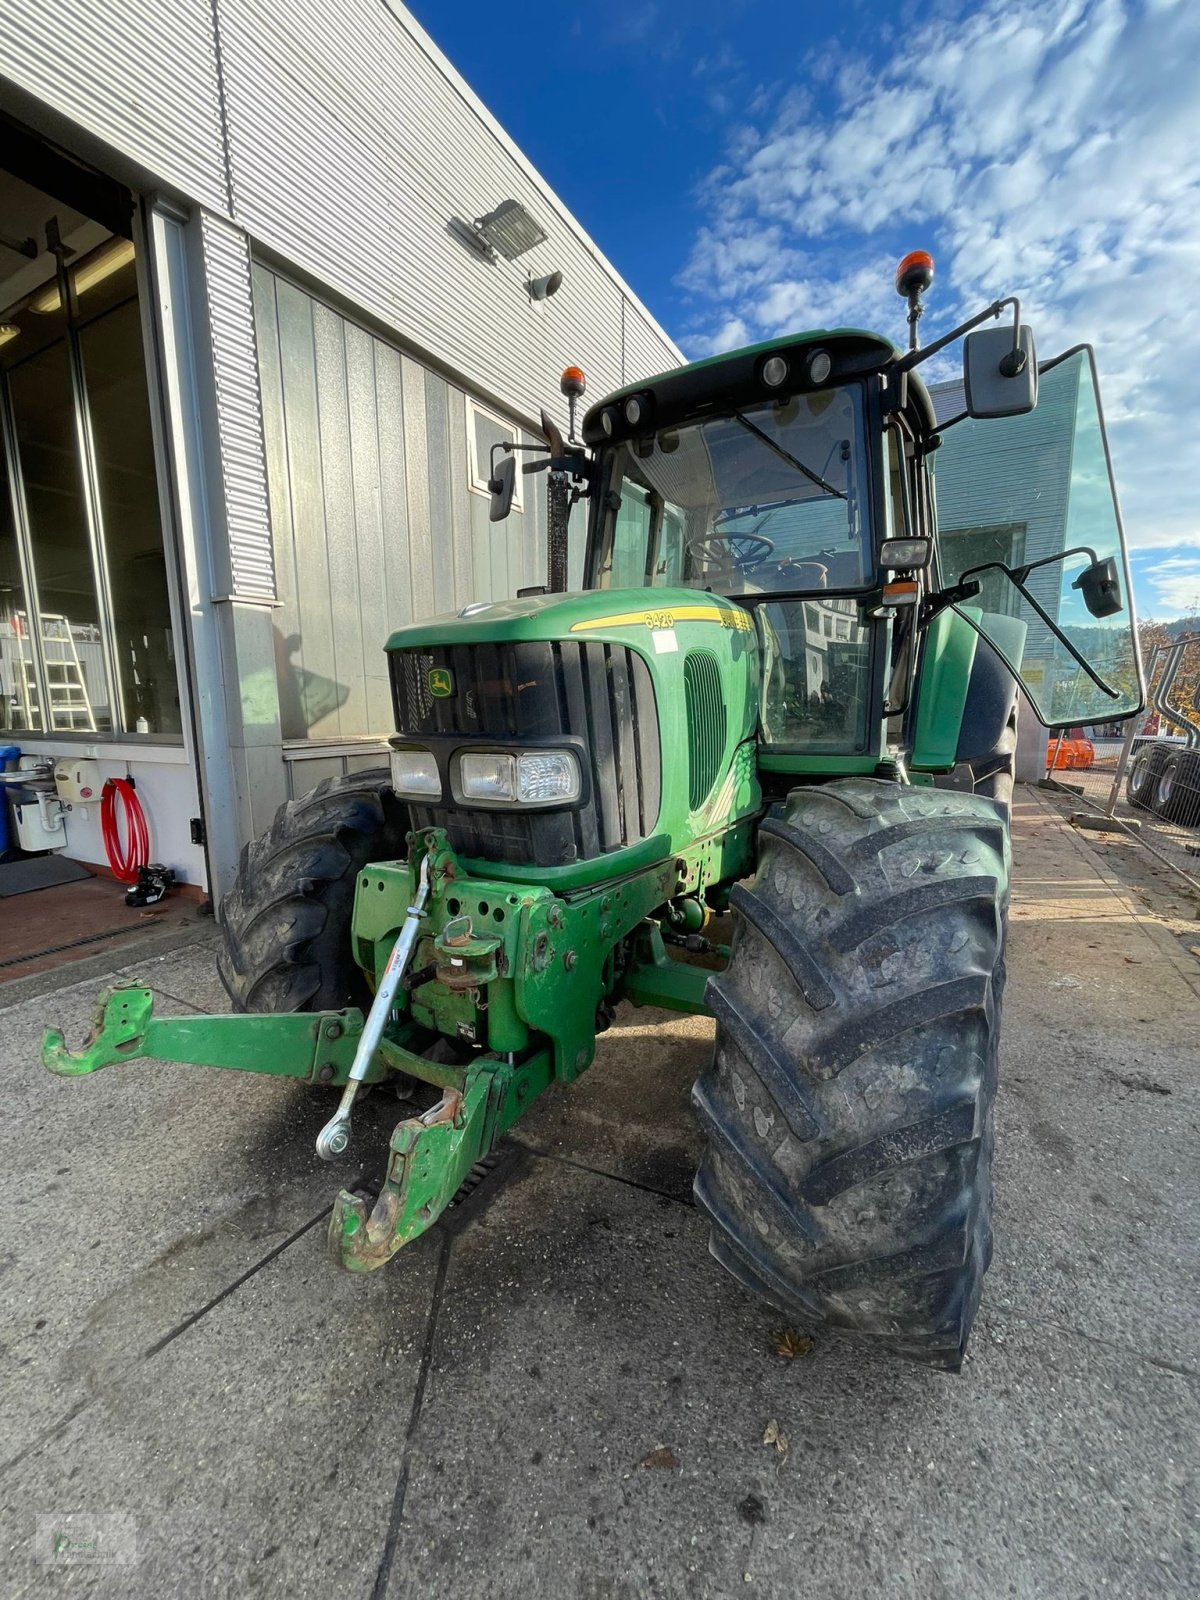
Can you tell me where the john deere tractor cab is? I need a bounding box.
[44,254,1142,1368]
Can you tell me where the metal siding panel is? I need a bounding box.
[401,356,435,621]
[200,215,275,600]
[251,266,307,739]
[312,301,364,736]
[288,753,345,797]
[0,0,227,210]
[446,385,476,609]
[345,321,392,734]
[273,278,338,733]
[521,429,547,592]
[374,343,414,634]
[423,371,454,617]
[468,491,495,606]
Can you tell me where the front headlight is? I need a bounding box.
[459,752,517,802]
[516,751,580,802]
[389,747,441,799]
[458,749,581,806]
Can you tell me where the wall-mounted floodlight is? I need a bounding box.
[528,270,563,302]
[449,198,548,262]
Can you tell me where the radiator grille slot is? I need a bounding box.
[684,649,726,810]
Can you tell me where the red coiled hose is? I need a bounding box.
[101,778,150,884]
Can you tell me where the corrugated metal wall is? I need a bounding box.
[215,0,677,425]
[200,216,274,599]
[0,0,229,212]
[253,264,550,742]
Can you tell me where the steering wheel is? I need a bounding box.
[688,532,775,572]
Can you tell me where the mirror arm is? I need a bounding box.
[894,295,1022,376]
[948,557,1121,701]
[488,440,591,490]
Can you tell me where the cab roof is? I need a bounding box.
[580,326,936,446]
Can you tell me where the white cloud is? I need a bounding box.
[678,0,1200,600]
[1139,553,1200,617]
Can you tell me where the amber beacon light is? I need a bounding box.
[895,250,935,351]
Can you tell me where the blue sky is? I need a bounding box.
[408,0,1200,620]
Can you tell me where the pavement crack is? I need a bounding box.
[1040,1318,1199,1381]
[508,1138,694,1207]
[146,984,208,1014]
[0,1398,93,1478]
[143,1204,333,1359]
[370,1232,452,1600]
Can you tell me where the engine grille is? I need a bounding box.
[683,649,726,809]
[389,640,661,867]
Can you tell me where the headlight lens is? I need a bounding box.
[457,749,581,805]
[459,752,517,801]
[389,747,441,798]
[516,750,580,803]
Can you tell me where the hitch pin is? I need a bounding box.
[315,854,432,1161]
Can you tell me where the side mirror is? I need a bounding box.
[488,455,517,523]
[1072,555,1123,618]
[963,324,1038,418]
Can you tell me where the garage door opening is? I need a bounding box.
[0,127,199,978]
[1,139,181,740]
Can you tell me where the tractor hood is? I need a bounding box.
[385,586,754,652]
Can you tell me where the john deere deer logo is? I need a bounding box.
[428,666,454,698]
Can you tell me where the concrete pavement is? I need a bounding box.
[1,790,1196,1598]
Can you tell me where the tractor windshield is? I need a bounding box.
[592,386,872,597]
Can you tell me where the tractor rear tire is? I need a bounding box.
[693,779,1009,1370]
[217,769,408,1014]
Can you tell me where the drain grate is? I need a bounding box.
[447,1152,504,1209]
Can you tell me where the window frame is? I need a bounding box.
[466,398,523,514]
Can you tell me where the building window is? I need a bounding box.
[467,399,522,512]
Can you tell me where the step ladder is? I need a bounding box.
[9,613,97,732]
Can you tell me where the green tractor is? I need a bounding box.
[44,254,1142,1368]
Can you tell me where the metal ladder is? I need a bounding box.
[11,613,97,732]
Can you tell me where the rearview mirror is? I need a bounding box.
[963,325,1038,419]
[488,455,516,523]
[1071,556,1123,618]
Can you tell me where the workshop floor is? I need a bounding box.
[0,872,198,983]
[0,789,1196,1598]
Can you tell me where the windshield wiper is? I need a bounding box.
[732,413,847,501]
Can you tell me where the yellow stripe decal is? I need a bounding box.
[570,605,752,633]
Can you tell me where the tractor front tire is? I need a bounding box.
[693,779,1009,1370]
[218,769,407,1014]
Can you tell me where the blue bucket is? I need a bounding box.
[0,745,21,858]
